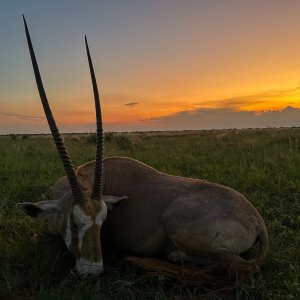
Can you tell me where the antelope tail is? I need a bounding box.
[256,223,269,265]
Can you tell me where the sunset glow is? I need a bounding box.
[1,1,300,133]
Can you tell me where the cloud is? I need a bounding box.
[141,106,300,130]
[135,85,300,130]
[2,85,300,133]
[125,102,139,107]
[0,112,43,121]
[191,85,300,111]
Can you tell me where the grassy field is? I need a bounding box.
[0,128,299,299]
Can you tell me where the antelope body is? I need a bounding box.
[51,158,268,273]
[17,16,268,280]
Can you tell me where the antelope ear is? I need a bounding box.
[16,200,62,218]
[102,196,128,210]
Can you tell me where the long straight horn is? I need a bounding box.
[85,36,103,201]
[22,15,84,204]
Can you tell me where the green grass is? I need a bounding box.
[0,128,299,299]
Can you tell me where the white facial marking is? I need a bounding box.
[64,216,72,249]
[98,200,107,224]
[76,257,104,276]
[63,201,109,276]
[73,205,93,251]
[68,203,106,252]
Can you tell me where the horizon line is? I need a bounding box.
[1,125,299,136]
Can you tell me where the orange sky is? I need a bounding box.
[1,1,300,133]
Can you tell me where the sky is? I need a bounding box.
[1,0,300,134]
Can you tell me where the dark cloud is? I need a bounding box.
[141,106,300,130]
[137,85,300,130]
[125,102,139,107]
[0,112,43,121]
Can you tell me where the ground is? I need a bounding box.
[0,128,299,299]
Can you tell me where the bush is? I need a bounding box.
[86,133,97,145]
[9,134,17,140]
[114,134,134,150]
[104,132,114,143]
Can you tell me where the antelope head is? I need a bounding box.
[16,16,123,276]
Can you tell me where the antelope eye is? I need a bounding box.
[71,221,85,230]
[72,223,79,230]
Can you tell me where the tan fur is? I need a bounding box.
[80,197,102,219]
[82,224,102,262]
[50,157,268,282]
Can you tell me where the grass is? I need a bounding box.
[0,128,299,299]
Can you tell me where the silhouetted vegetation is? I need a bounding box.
[86,133,97,145]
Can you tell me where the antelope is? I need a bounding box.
[17,16,269,282]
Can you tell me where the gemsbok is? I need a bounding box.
[17,16,268,283]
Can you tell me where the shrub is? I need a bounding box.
[114,134,133,150]
[9,134,17,140]
[86,133,97,145]
[104,132,114,143]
